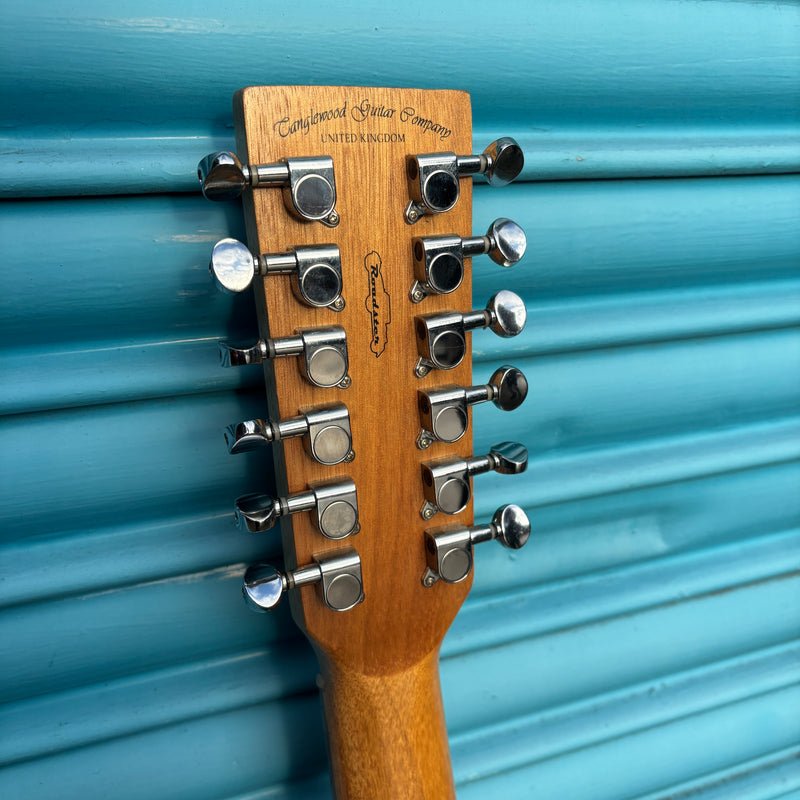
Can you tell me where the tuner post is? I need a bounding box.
[242,547,364,612]
[422,504,531,586]
[404,137,524,224]
[198,151,340,227]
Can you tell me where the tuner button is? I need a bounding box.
[235,493,278,532]
[491,503,531,549]
[490,441,529,474]
[242,564,286,611]
[225,419,272,454]
[218,340,267,368]
[486,218,527,267]
[198,152,248,202]
[489,366,529,412]
[483,137,524,186]
[487,290,527,338]
[210,238,257,294]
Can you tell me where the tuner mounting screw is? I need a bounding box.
[417,431,434,450]
[422,568,439,588]
[344,449,356,463]
[415,358,432,378]
[421,501,437,520]
[332,296,346,311]
[338,375,352,389]
[326,210,340,227]
[412,288,425,303]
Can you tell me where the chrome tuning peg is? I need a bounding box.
[242,547,363,613]
[420,441,528,519]
[423,504,531,586]
[198,151,339,227]
[410,218,527,302]
[414,290,526,378]
[210,238,345,311]
[219,325,350,389]
[225,402,354,466]
[416,366,528,449]
[234,477,359,539]
[404,137,524,224]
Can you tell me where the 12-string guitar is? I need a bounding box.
[199,86,530,799]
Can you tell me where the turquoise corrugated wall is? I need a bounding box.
[1,2,799,798]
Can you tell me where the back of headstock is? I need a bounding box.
[199,86,530,799]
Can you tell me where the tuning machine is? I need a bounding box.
[404,137,523,224]
[225,402,354,466]
[422,504,530,586]
[414,290,526,378]
[420,441,528,519]
[234,477,359,539]
[410,218,526,303]
[219,325,350,389]
[210,238,344,311]
[417,366,528,449]
[198,151,339,227]
[243,547,364,612]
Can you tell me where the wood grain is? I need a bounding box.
[234,86,474,798]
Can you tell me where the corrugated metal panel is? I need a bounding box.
[1,2,799,799]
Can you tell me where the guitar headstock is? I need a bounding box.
[200,86,529,676]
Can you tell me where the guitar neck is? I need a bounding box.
[319,650,454,798]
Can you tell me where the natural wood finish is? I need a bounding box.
[319,648,455,799]
[234,86,474,799]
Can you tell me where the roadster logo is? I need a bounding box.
[364,251,391,357]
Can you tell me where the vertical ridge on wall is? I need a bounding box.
[1,1,799,799]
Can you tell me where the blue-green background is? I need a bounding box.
[1,2,799,797]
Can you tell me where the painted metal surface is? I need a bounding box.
[1,1,799,798]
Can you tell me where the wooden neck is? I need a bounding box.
[318,648,455,800]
